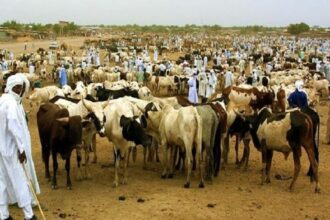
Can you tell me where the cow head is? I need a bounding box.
[82,99,107,137]
[138,87,152,100]
[139,102,160,131]
[120,115,151,147]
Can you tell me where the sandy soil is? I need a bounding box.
[1,38,330,220]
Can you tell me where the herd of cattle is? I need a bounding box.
[0,34,328,194]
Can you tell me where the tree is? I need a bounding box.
[287,22,310,35]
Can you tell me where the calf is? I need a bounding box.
[37,103,84,189]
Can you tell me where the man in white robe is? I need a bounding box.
[197,68,208,98]
[188,73,198,104]
[206,70,217,98]
[0,75,37,220]
[224,68,234,89]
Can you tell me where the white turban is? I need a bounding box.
[295,80,304,91]
[16,73,30,95]
[5,74,24,93]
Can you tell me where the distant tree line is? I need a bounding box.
[0,20,79,35]
[0,20,320,36]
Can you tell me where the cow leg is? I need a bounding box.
[51,152,58,189]
[289,150,301,192]
[92,134,97,163]
[304,145,321,193]
[76,149,83,181]
[184,147,192,188]
[192,147,197,171]
[143,147,147,169]
[198,146,205,188]
[235,134,240,165]
[221,135,229,169]
[241,138,251,171]
[155,145,160,163]
[161,145,168,179]
[43,146,51,180]
[65,155,72,190]
[265,150,273,183]
[122,152,128,185]
[113,149,120,188]
[174,145,180,170]
[127,147,131,166]
[168,146,175,178]
[260,147,267,185]
[85,145,91,179]
[214,134,224,177]
[132,147,137,163]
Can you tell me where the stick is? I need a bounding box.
[22,164,46,220]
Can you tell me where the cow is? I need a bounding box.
[235,107,320,192]
[50,96,107,164]
[37,103,84,189]
[95,87,139,101]
[122,97,162,168]
[104,99,152,187]
[27,85,65,108]
[141,104,204,188]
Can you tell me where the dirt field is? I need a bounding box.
[1,38,330,220]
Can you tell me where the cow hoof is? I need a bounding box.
[265,179,271,184]
[67,186,72,190]
[315,188,321,193]
[51,185,57,190]
[199,182,205,188]
[112,181,118,188]
[161,174,167,179]
[167,173,174,179]
[184,182,190,188]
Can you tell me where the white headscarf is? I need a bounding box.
[5,74,24,93]
[295,80,304,91]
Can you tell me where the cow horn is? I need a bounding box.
[136,105,145,113]
[57,117,69,123]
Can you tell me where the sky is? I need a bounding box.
[1,0,329,27]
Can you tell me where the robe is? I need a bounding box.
[188,77,198,104]
[0,94,35,208]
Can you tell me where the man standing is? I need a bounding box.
[59,65,68,88]
[197,68,208,99]
[206,70,217,98]
[0,75,37,220]
[188,72,198,104]
[224,68,234,89]
[287,80,308,109]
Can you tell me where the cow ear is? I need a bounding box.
[140,115,147,128]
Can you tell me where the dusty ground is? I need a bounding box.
[1,38,330,220]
